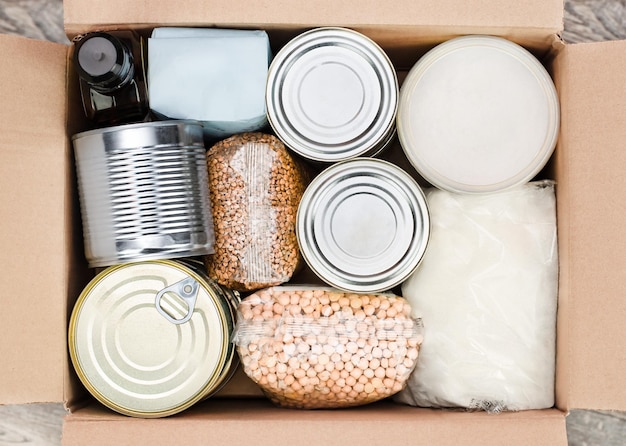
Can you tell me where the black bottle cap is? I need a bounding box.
[74,32,134,92]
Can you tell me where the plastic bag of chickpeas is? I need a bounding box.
[233,286,424,409]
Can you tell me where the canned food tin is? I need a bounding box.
[296,158,430,293]
[266,27,398,163]
[68,259,239,418]
[397,35,560,194]
[72,121,215,267]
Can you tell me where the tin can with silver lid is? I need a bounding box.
[72,120,215,267]
[296,158,430,293]
[266,27,398,163]
[68,259,239,418]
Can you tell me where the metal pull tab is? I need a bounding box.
[155,277,199,325]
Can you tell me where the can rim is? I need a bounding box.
[397,35,560,194]
[86,247,213,269]
[266,27,398,162]
[68,260,233,418]
[71,119,204,141]
[296,158,430,293]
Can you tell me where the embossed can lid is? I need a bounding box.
[296,158,430,293]
[68,260,236,418]
[266,27,398,162]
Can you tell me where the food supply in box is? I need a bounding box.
[2,0,626,444]
[266,27,398,162]
[72,120,216,267]
[296,158,430,293]
[72,29,149,125]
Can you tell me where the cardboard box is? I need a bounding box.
[1,0,625,444]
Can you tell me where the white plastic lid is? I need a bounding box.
[397,35,560,194]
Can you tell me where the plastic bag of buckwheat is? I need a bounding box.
[205,133,309,292]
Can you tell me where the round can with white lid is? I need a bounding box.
[397,35,560,194]
[68,259,239,418]
[296,158,430,293]
[266,27,398,163]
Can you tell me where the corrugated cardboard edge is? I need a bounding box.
[62,0,566,69]
[552,40,571,414]
[62,401,567,446]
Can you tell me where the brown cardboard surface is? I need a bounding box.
[62,400,567,446]
[63,0,563,45]
[0,34,70,404]
[63,0,563,29]
[553,39,626,411]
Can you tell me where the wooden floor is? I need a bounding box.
[0,0,625,445]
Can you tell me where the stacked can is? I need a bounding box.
[266,27,398,163]
[68,260,239,418]
[266,28,430,293]
[70,121,238,417]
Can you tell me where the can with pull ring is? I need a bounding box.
[68,259,239,418]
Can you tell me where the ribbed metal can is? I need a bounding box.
[266,27,398,163]
[68,259,239,418]
[72,120,215,267]
[296,158,430,293]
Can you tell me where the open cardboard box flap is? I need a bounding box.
[0,0,625,443]
[61,401,567,446]
[62,0,564,35]
[0,34,72,405]
[553,39,626,411]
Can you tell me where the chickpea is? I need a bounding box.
[234,287,423,409]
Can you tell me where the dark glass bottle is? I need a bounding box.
[73,31,149,125]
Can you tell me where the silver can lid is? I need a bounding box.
[297,158,430,293]
[68,260,235,417]
[266,27,398,162]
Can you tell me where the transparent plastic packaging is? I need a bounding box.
[233,286,424,409]
[205,133,309,291]
[395,181,558,412]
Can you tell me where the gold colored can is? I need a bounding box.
[68,259,239,418]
